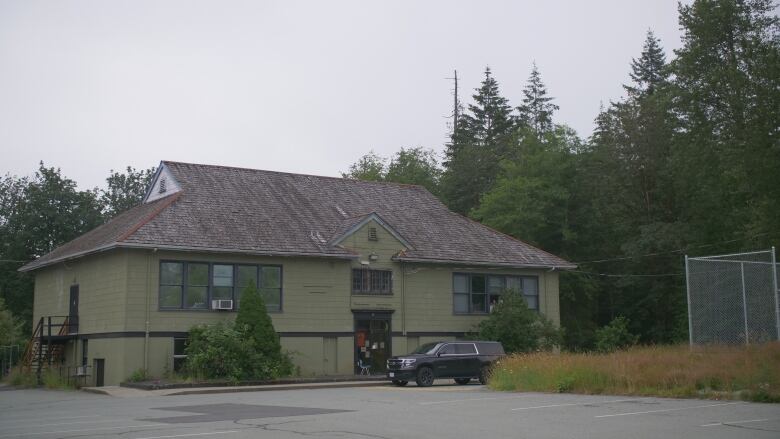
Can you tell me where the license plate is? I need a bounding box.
[389,372,394,377]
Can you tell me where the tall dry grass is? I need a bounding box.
[489,343,780,402]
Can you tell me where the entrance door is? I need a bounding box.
[354,312,392,374]
[69,285,79,334]
[94,358,105,387]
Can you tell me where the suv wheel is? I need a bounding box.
[416,366,435,387]
[454,378,470,385]
[392,380,408,386]
[478,366,490,385]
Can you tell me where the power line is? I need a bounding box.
[572,233,775,264]
[567,269,684,278]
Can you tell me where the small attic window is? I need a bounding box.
[368,227,378,241]
[158,177,167,194]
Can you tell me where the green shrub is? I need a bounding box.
[6,367,37,387]
[0,298,23,346]
[127,368,149,382]
[42,369,74,390]
[184,281,293,381]
[595,316,639,353]
[478,290,563,353]
[185,322,257,382]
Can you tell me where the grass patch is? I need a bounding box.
[489,342,780,402]
[3,367,81,390]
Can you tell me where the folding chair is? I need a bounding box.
[357,359,371,375]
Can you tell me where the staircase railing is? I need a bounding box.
[21,316,76,379]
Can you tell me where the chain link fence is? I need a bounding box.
[686,248,780,345]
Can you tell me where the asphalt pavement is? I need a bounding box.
[1,381,778,438]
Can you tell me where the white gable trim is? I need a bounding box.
[143,162,182,203]
[329,212,414,250]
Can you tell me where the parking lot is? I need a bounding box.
[1,382,779,439]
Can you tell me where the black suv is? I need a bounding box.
[385,341,505,387]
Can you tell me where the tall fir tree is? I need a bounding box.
[441,67,515,214]
[671,0,780,248]
[625,30,668,96]
[517,63,559,138]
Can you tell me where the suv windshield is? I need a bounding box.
[409,342,441,355]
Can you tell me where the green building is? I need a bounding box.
[20,161,574,386]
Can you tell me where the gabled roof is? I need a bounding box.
[329,212,414,249]
[20,161,575,272]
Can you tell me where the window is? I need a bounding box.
[160,262,183,308]
[81,339,88,367]
[186,263,208,309]
[173,337,187,372]
[212,264,234,300]
[453,273,540,313]
[352,269,392,295]
[260,266,282,311]
[159,261,282,311]
[455,343,477,355]
[439,344,456,355]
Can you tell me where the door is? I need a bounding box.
[434,343,463,378]
[354,312,392,374]
[69,285,79,334]
[94,358,105,387]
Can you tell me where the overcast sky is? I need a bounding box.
[1,1,686,190]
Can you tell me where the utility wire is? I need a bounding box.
[571,232,775,264]
[567,269,684,278]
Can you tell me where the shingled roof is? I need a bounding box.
[20,161,575,272]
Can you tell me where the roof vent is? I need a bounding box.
[368,227,378,241]
[158,177,167,194]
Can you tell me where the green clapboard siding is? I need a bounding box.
[31,226,562,384]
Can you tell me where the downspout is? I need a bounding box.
[401,262,406,336]
[143,249,154,372]
[545,266,557,321]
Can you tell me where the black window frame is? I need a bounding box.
[158,260,283,312]
[453,272,540,314]
[351,268,393,295]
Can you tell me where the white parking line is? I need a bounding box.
[420,395,535,405]
[0,414,102,424]
[701,419,770,427]
[1,419,121,430]
[0,424,156,437]
[595,402,743,418]
[132,431,239,439]
[511,399,637,411]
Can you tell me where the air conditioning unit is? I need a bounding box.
[211,299,233,310]
[76,366,88,376]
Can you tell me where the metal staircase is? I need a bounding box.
[21,316,76,379]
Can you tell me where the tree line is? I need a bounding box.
[0,164,155,330]
[343,0,780,349]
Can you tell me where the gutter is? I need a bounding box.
[20,243,360,272]
[392,256,577,270]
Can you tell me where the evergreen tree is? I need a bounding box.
[671,0,780,247]
[441,67,515,214]
[517,63,559,138]
[625,30,668,96]
[235,280,283,362]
